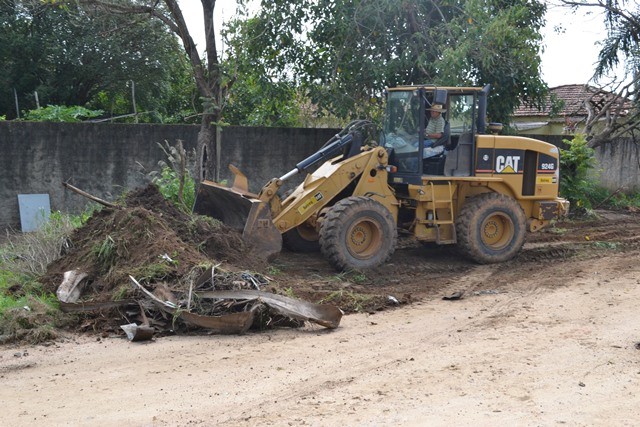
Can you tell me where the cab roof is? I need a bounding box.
[387,85,485,94]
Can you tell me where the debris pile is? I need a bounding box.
[40,184,342,339]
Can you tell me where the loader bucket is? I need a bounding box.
[193,181,283,260]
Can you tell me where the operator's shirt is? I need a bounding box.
[426,115,445,138]
[423,115,446,158]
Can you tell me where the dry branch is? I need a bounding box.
[62,181,118,209]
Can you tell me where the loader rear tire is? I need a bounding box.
[319,197,397,271]
[456,193,526,264]
[283,224,320,253]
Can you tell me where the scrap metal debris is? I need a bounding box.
[120,323,154,341]
[195,290,343,329]
[55,263,343,339]
[129,275,342,334]
[442,291,464,301]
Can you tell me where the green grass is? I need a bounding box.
[591,188,640,210]
[547,226,568,235]
[592,241,620,250]
[266,265,282,275]
[0,210,92,343]
[281,287,297,298]
[131,262,172,283]
[330,270,369,284]
[320,289,377,313]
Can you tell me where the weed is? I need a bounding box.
[330,270,368,284]
[0,295,62,344]
[329,271,350,282]
[591,187,640,210]
[320,290,377,313]
[149,141,196,213]
[266,265,282,275]
[112,285,131,301]
[547,227,568,235]
[349,271,368,284]
[51,207,98,228]
[593,241,620,250]
[131,262,172,283]
[92,235,117,269]
[281,287,297,298]
[23,105,103,122]
[1,214,76,278]
[0,211,90,344]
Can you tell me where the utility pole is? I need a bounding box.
[13,88,19,119]
[129,80,138,123]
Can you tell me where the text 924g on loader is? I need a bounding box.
[193,85,569,271]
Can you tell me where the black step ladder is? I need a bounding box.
[425,181,456,244]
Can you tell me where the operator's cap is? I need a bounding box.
[427,104,446,113]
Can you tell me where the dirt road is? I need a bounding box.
[2,210,640,426]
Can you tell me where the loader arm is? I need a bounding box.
[272,146,398,234]
[193,122,380,261]
[254,125,367,206]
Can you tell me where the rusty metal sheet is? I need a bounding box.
[196,290,343,329]
[178,310,254,335]
[59,300,137,313]
[120,323,155,341]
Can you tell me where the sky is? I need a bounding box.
[541,3,613,87]
[179,0,614,88]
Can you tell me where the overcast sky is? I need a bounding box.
[180,0,612,89]
[541,4,611,87]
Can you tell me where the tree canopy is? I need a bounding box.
[228,0,549,125]
[0,0,195,121]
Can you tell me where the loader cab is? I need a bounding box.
[382,85,489,185]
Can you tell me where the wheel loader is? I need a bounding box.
[193,85,569,270]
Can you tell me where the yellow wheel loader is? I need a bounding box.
[194,85,569,270]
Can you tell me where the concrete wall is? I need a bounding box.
[217,126,338,193]
[528,134,640,192]
[0,122,337,230]
[593,138,640,192]
[1,122,638,231]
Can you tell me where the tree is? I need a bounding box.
[0,0,194,121]
[220,14,305,127]
[76,0,236,180]
[560,0,640,147]
[229,0,549,126]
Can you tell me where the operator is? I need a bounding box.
[422,103,446,158]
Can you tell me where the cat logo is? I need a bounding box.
[496,155,521,174]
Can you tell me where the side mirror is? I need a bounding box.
[434,89,448,105]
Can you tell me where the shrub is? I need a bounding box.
[559,134,599,215]
[152,166,196,213]
[23,105,103,122]
[149,141,196,213]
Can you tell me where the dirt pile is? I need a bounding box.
[44,207,199,296]
[40,185,261,321]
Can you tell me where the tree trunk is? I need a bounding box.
[197,114,217,182]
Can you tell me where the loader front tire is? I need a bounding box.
[283,223,320,253]
[320,197,397,271]
[456,193,526,264]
